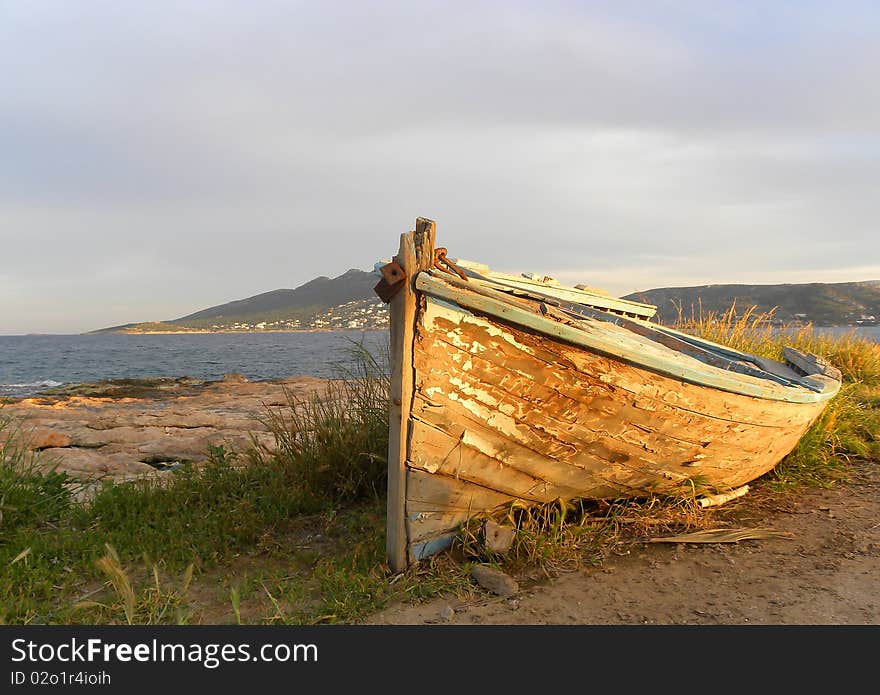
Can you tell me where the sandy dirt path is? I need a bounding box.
[368,460,879,625]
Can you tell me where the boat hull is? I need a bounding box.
[378,218,838,567]
[405,296,827,561]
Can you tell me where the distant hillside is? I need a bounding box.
[623,281,880,326]
[93,269,388,333]
[172,269,378,327]
[93,272,880,334]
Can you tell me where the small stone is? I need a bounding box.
[222,373,249,383]
[29,428,73,450]
[469,564,519,597]
[439,604,455,622]
[483,520,516,555]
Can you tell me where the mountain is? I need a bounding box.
[92,269,389,333]
[173,268,378,326]
[92,272,880,334]
[623,280,880,326]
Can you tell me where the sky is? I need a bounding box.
[1,1,878,334]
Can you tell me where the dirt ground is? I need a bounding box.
[368,460,879,625]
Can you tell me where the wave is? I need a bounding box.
[0,380,63,396]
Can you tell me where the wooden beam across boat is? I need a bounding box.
[450,258,658,319]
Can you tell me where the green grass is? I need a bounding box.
[0,422,73,533]
[1,315,878,624]
[254,341,390,504]
[0,341,406,625]
[0,442,323,623]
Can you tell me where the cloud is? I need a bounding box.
[1,1,878,333]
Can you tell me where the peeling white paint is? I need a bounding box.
[447,375,500,408]
[423,296,538,357]
[498,402,515,416]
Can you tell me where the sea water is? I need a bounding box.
[2,326,877,399]
[0,331,389,398]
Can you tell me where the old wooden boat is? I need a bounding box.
[374,217,842,571]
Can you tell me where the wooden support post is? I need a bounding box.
[386,217,436,572]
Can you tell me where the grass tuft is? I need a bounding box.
[75,545,195,625]
[0,413,75,532]
[673,303,880,489]
[255,341,389,504]
[672,300,880,385]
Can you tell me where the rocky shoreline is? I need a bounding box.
[0,374,329,483]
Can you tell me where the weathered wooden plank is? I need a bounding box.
[415,334,800,472]
[385,218,436,572]
[783,346,844,382]
[558,343,824,427]
[449,260,658,318]
[417,272,839,404]
[385,232,415,573]
[442,272,838,404]
[413,296,826,493]
[417,348,696,460]
[542,301,815,390]
[408,415,592,501]
[414,383,697,495]
[411,397,652,496]
[656,323,831,382]
[408,510,474,542]
[420,295,821,429]
[406,467,513,513]
[409,533,458,563]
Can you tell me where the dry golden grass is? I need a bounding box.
[673,302,880,488]
[672,300,880,385]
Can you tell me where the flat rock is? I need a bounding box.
[29,427,73,450]
[0,376,329,482]
[470,564,519,597]
[43,448,157,478]
[483,520,516,555]
[222,373,249,383]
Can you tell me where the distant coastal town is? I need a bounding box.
[211,298,390,332]
[114,298,391,334]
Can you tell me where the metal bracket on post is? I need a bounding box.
[373,260,406,303]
